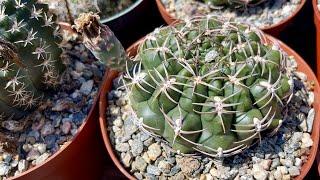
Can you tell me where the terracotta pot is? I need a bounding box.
[10,25,107,180]
[313,0,320,79]
[99,33,320,179]
[313,0,320,174]
[156,0,307,37]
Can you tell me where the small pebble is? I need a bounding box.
[61,121,72,134]
[0,163,11,176]
[147,165,161,176]
[132,156,147,172]
[80,80,94,95]
[18,160,28,172]
[147,143,162,161]
[288,166,300,176]
[306,108,315,133]
[252,164,268,180]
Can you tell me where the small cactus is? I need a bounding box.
[77,14,294,157]
[203,0,267,8]
[0,0,64,121]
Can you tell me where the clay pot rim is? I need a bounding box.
[312,0,320,176]
[155,0,307,31]
[99,33,320,180]
[11,24,107,179]
[313,0,320,21]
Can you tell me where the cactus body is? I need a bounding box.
[77,14,293,157]
[0,0,64,120]
[125,16,293,157]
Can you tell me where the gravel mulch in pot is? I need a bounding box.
[161,0,302,29]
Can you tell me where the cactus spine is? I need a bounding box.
[77,14,293,157]
[0,0,64,121]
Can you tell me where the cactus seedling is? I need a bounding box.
[76,14,293,157]
[0,0,64,122]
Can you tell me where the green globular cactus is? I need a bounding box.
[203,0,267,8]
[77,14,293,158]
[0,0,64,121]
[123,16,294,157]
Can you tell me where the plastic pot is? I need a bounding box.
[101,0,149,47]
[99,33,320,179]
[10,25,107,180]
[59,0,158,48]
[156,0,307,37]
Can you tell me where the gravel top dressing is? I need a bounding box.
[161,0,302,29]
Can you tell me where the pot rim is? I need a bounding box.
[100,0,144,24]
[312,0,320,176]
[10,25,108,179]
[313,0,320,22]
[99,33,320,180]
[155,0,307,31]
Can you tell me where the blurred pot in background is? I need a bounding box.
[41,0,161,48]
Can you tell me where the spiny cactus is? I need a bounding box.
[127,16,295,157]
[76,14,294,157]
[203,0,267,8]
[0,0,64,121]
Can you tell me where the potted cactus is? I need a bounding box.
[156,0,306,36]
[0,1,106,179]
[75,14,319,179]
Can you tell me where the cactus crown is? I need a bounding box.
[0,0,64,120]
[122,16,294,157]
[203,0,267,8]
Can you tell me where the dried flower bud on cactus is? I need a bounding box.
[74,12,129,71]
[203,0,267,8]
[0,0,64,121]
